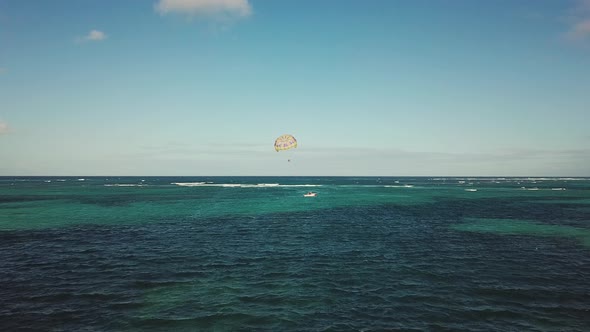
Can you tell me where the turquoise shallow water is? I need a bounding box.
[1,176,589,331]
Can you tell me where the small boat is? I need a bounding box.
[303,192,317,197]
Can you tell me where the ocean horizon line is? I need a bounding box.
[1,175,589,178]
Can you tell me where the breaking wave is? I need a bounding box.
[172,182,321,188]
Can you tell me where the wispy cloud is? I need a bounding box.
[285,146,590,176]
[567,19,590,40]
[85,29,107,41]
[109,144,590,176]
[0,67,5,74]
[565,0,590,42]
[155,0,252,18]
[78,29,107,42]
[0,121,9,135]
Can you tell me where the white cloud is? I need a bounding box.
[0,121,9,134]
[155,0,252,18]
[565,0,590,41]
[83,30,107,42]
[567,19,590,40]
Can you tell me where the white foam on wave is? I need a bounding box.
[172,182,321,188]
[430,177,590,182]
[237,184,281,188]
[222,184,244,188]
[515,177,588,181]
[77,178,86,181]
[281,184,322,187]
[465,188,478,192]
[519,187,567,191]
[384,184,414,188]
[104,184,146,187]
[172,182,207,187]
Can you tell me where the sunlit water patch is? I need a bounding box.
[452,218,590,248]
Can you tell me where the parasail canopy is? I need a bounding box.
[274,134,297,152]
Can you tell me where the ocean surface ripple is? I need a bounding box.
[1,177,589,331]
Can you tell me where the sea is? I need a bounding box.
[1,176,589,331]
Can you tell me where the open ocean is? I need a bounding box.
[1,176,589,331]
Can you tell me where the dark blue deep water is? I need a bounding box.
[1,177,589,331]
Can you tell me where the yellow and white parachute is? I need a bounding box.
[274,134,297,152]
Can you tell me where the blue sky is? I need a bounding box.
[1,0,589,176]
